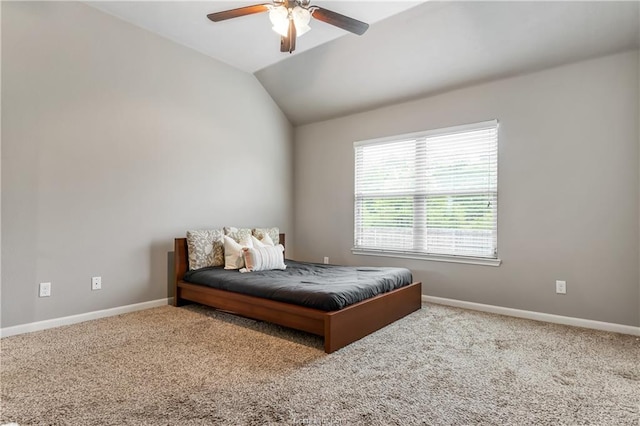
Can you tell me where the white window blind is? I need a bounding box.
[354,120,498,261]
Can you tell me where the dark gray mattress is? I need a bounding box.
[183,260,413,311]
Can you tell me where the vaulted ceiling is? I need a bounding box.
[89,1,639,126]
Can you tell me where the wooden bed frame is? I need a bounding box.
[173,234,422,353]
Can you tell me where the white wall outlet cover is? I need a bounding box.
[39,282,51,297]
[555,280,567,294]
[91,276,102,290]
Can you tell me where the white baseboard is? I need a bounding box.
[0,298,174,338]
[422,295,640,337]
[4,296,637,339]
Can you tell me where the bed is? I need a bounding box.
[173,234,422,353]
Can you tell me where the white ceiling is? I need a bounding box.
[88,1,423,73]
[87,1,639,126]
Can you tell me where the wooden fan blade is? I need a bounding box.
[280,18,297,53]
[207,4,270,22]
[311,6,369,35]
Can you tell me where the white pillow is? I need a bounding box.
[251,235,265,248]
[252,227,279,245]
[260,233,275,246]
[251,234,274,248]
[224,235,253,270]
[241,245,286,273]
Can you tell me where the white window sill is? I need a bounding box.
[351,248,502,267]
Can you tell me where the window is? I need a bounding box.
[353,120,499,266]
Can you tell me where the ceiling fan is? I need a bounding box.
[207,0,369,54]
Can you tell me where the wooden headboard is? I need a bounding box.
[174,233,285,286]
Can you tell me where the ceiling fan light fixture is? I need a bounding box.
[208,1,369,54]
[269,4,311,38]
[269,5,290,36]
[292,6,311,36]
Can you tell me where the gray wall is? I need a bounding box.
[0,2,3,326]
[293,50,640,327]
[1,2,293,328]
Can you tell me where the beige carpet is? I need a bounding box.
[1,303,638,425]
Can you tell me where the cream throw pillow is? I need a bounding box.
[260,233,275,246]
[241,244,286,273]
[223,235,253,270]
[252,227,279,245]
[251,235,274,248]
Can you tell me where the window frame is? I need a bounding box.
[352,120,501,267]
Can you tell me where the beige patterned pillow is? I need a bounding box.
[252,227,280,245]
[186,229,224,270]
[224,227,252,243]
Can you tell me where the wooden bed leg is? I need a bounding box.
[173,292,184,307]
[173,290,192,307]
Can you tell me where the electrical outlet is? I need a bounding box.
[91,276,102,291]
[555,280,566,294]
[323,257,329,264]
[39,282,51,298]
